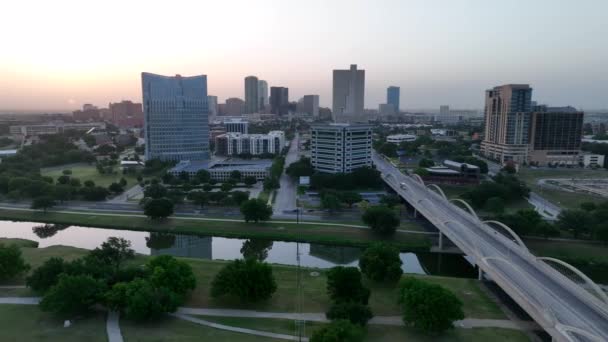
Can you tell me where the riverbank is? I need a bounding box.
[0,239,503,318]
[0,208,431,251]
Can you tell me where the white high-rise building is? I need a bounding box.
[142,72,209,162]
[332,64,365,122]
[258,80,268,111]
[244,76,259,114]
[311,123,372,173]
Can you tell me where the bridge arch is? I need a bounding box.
[483,220,529,252]
[426,184,447,200]
[449,198,479,220]
[411,174,425,186]
[556,324,605,342]
[538,257,608,305]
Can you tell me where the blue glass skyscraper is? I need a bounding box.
[387,86,400,112]
[142,72,209,162]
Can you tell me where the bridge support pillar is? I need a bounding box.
[413,208,418,218]
[438,232,444,250]
[477,268,484,281]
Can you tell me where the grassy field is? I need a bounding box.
[0,209,431,251]
[0,305,106,342]
[1,239,504,319]
[41,163,139,188]
[199,317,531,342]
[437,185,533,215]
[518,168,608,209]
[525,239,608,263]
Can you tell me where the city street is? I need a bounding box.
[272,133,299,217]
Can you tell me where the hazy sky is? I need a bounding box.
[1,0,607,111]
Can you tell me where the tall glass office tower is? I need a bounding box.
[387,86,400,112]
[142,72,209,162]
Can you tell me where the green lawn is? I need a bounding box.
[437,185,533,215]
[2,240,504,319]
[0,209,431,251]
[41,163,139,188]
[525,239,608,263]
[121,316,279,342]
[0,305,106,342]
[518,168,608,209]
[198,317,530,342]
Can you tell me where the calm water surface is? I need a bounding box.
[0,220,476,277]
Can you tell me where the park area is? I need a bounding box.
[0,238,535,342]
[518,168,608,209]
[41,163,139,188]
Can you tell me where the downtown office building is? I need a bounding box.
[142,72,209,162]
[311,123,372,174]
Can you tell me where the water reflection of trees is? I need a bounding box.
[240,239,274,261]
[146,232,176,250]
[32,224,70,239]
[309,244,361,264]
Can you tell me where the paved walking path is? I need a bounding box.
[106,311,123,342]
[0,285,26,289]
[176,307,537,330]
[0,205,434,234]
[0,297,40,305]
[172,313,308,341]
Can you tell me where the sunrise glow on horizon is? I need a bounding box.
[1,0,607,111]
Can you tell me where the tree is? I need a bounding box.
[240,239,274,261]
[40,274,105,316]
[310,319,364,342]
[196,169,211,183]
[580,202,597,212]
[321,193,342,211]
[107,278,180,321]
[378,143,398,158]
[62,169,72,175]
[484,197,505,215]
[144,198,175,220]
[326,301,373,326]
[418,158,435,168]
[380,194,401,208]
[202,183,213,192]
[144,183,168,199]
[147,255,196,296]
[231,191,250,205]
[362,206,400,235]
[80,186,109,201]
[263,177,280,191]
[230,170,242,181]
[359,243,403,283]
[502,164,517,174]
[556,209,593,239]
[54,184,73,202]
[326,267,370,304]
[0,244,30,281]
[119,177,128,187]
[240,199,273,222]
[286,157,314,179]
[340,191,362,208]
[26,257,66,293]
[57,175,70,185]
[220,182,234,192]
[596,224,608,245]
[535,221,560,239]
[108,182,124,194]
[188,191,209,208]
[211,258,277,302]
[243,176,257,187]
[398,277,464,334]
[31,196,56,212]
[413,167,429,176]
[88,237,135,272]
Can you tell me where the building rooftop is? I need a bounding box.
[426,166,461,175]
[170,158,273,174]
[443,160,480,170]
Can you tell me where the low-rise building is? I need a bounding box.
[215,131,285,156]
[10,122,106,136]
[169,159,272,181]
[579,154,605,168]
[224,118,249,134]
[386,134,416,144]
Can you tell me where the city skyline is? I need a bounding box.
[1,0,608,111]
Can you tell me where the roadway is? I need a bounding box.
[373,151,608,342]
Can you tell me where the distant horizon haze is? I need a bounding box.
[1,0,607,111]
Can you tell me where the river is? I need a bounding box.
[0,220,477,278]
